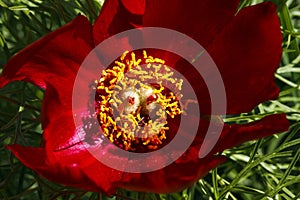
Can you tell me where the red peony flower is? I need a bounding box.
[0,0,290,195]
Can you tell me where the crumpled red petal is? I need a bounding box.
[41,84,81,153]
[1,15,94,153]
[0,15,93,90]
[207,2,282,114]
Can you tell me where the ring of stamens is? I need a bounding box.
[95,50,183,152]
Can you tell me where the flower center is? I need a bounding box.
[95,50,183,152]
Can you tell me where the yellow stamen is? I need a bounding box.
[96,50,184,152]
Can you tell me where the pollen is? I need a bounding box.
[95,50,184,152]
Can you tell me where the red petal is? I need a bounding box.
[121,0,145,15]
[121,153,226,193]
[143,0,239,48]
[212,114,289,154]
[119,113,288,193]
[118,118,220,193]
[93,0,145,46]
[41,84,79,152]
[6,145,100,192]
[0,15,95,153]
[7,144,123,195]
[0,15,93,89]
[1,16,94,151]
[207,2,282,114]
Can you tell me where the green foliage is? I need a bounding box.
[0,0,300,199]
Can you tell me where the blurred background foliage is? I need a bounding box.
[0,0,300,199]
